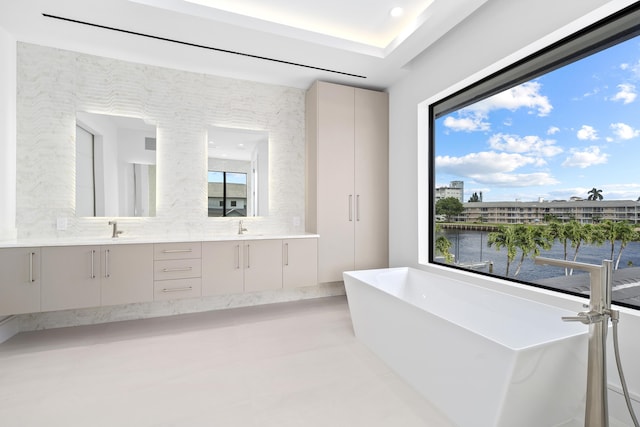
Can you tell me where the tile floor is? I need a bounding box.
[0,296,455,427]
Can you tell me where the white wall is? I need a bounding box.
[15,42,305,240]
[388,0,640,422]
[0,26,16,240]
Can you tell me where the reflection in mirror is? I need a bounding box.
[76,112,156,217]
[207,126,269,217]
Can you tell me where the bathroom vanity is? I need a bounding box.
[0,234,318,316]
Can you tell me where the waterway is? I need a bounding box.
[437,229,640,283]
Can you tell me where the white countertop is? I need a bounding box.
[0,233,320,248]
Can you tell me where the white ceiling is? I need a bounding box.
[0,0,488,89]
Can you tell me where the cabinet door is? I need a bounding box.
[201,241,244,296]
[0,248,41,315]
[283,238,317,288]
[101,244,153,306]
[316,82,356,282]
[42,246,101,311]
[354,88,389,271]
[244,239,283,292]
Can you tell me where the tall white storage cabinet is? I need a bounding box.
[306,81,389,283]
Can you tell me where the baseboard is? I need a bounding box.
[0,316,19,344]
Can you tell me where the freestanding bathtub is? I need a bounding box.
[344,267,589,427]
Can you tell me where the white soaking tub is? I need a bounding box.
[343,267,589,427]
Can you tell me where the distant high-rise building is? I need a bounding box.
[435,181,464,203]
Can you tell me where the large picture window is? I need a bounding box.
[430,3,640,310]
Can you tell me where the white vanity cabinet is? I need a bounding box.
[202,240,244,295]
[0,247,41,315]
[102,244,154,306]
[41,245,101,311]
[202,239,284,295]
[153,242,202,301]
[306,81,389,283]
[244,239,283,292]
[282,238,317,288]
[41,244,153,311]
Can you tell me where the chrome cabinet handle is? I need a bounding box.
[284,243,289,266]
[162,249,193,253]
[235,245,240,269]
[356,195,360,221]
[161,286,193,293]
[161,267,193,272]
[349,195,353,221]
[90,249,96,279]
[29,251,35,283]
[104,249,110,278]
[246,244,251,269]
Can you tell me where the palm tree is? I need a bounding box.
[613,222,637,270]
[587,187,603,201]
[599,220,617,261]
[545,220,570,274]
[513,225,550,277]
[565,220,585,275]
[488,225,518,276]
[435,236,454,264]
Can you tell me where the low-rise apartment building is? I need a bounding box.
[458,200,640,224]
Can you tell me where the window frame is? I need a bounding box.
[425,1,640,310]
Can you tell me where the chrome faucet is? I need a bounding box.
[238,220,247,235]
[534,256,615,427]
[108,221,123,238]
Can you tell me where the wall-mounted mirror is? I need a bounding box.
[207,126,269,217]
[76,112,157,217]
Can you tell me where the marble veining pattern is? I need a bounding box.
[16,42,306,241]
[12,42,318,331]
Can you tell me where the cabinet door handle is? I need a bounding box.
[246,244,251,269]
[90,249,96,279]
[104,249,110,278]
[162,249,193,253]
[235,244,240,269]
[29,251,35,283]
[161,286,193,293]
[162,267,193,273]
[349,195,353,221]
[284,243,289,266]
[356,195,360,221]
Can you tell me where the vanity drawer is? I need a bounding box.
[154,278,202,301]
[154,242,202,260]
[154,258,201,280]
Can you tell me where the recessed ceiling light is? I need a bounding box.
[390,7,404,18]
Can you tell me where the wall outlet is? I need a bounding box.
[293,216,301,227]
[56,217,67,231]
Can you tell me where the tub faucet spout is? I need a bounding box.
[534,256,613,427]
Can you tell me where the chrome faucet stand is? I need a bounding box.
[108,221,123,238]
[238,220,247,235]
[535,257,613,427]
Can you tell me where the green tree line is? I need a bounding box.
[435,220,639,277]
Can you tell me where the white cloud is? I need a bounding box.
[436,151,539,176]
[470,172,559,187]
[562,146,608,168]
[577,125,598,141]
[610,122,640,140]
[467,81,553,117]
[442,114,490,132]
[611,83,637,104]
[488,133,562,157]
[547,126,560,135]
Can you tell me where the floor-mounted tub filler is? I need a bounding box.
[344,267,590,427]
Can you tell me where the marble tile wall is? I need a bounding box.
[10,43,334,332]
[16,42,306,241]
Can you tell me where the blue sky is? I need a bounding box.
[435,35,640,202]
